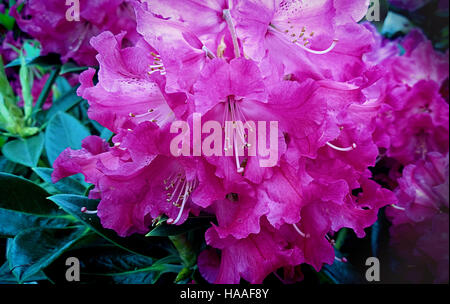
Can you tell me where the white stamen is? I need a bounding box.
[202,45,216,59]
[129,109,160,123]
[391,204,406,211]
[295,39,338,55]
[148,52,166,75]
[326,142,357,152]
[81,207,98,215]
[223,98,249,173]
[335,256,348,263]
[234,136,244,173]
[292,224,309,238]
[167,180,194,225]
[270,25,338,56]
[223,9,241,58]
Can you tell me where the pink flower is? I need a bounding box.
[53,120,232,236]
[387,153,449,283]
[232,0,372,81]
[12,0,138,66]
[364,24,449,283]
[77,31,183,134]
[142,0,232,56]
[51,0,405,284]
[366,28,449,164]
[134,3,213,94]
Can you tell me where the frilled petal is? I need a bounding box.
[77,32,177,133]
[211,186,269,239]
[194,58,267,115]
[205,219,304,284]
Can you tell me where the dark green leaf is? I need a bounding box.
[0,208,73,238]
[0,155,17,173]
[100,128,114,141]
[48,195,172,258]
[27,54,61,68]
[147,217,213,237]
[0,173,74,237]
[0,172,60,215]
[7,226,88,282]
[43,86,82,123]
[1,133,44,167]
[0,262,47,284]
[54,76,72,96]
[77,248,180,284]
[33,167,88,195]
[45,112,90,165]
[60,62,88,75]
[322,251,365,284]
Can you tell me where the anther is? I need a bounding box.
[81,207,98,215]
[335,256,348,263]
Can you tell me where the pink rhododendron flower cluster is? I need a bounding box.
[364,24,449,282]
[47,0,449,283]
[387,153,449,283]
[12,0,138,66]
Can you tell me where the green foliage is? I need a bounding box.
[2,133,44,167]
[0,173,75,238]
[7,226,89,282]
[45,112,90,165]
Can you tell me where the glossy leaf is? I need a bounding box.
[33,167,88,195]
[322,251,365,284]
[45,112,90,165]
[49,195,172,258]
[43,86,83,124]
[2,133,44,167]
[0,262,47,284]
[146,217,213,237]
[0,173,74,237]
[7,226,88,282]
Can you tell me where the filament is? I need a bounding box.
[295,39,338,55]
[81,207,98,215]
[391,204,406,211]
[223,9,241,58]
[326,142,357,152]
[292,223,309,238]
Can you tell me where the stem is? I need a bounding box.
[335,228,348,250]
[223,9,241,58]
[33,66,61,116]
[169,234,197,268]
